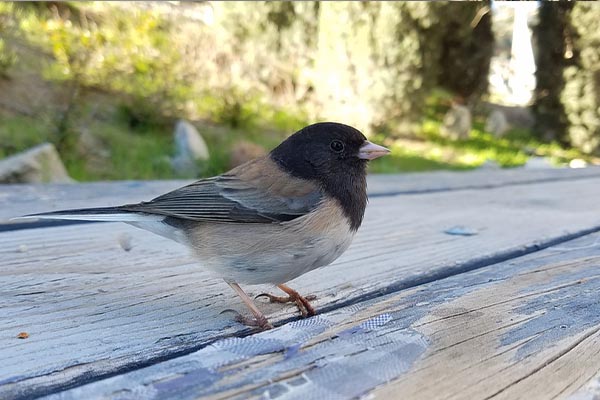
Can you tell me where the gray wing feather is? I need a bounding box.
[122,176,322,223]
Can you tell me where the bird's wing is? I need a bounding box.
[123,158,323,223]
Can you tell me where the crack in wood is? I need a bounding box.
[483,327,600,400]
[414,275,599,328]
[316,224,600,319]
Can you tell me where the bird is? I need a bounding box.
[23,122,390,330]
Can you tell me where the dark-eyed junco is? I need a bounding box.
[25,122,390,329]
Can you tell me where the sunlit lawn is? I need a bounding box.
[1,109,590,182]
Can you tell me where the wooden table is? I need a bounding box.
[2,168,600,400]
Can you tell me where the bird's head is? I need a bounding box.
[270,122,390,184]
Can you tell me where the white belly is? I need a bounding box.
[184,198,355,284]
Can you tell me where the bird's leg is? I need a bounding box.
[225,281,273,330]
[278,284,317,317]
[256,284,317,317]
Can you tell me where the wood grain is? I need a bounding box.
[39,231,600,400]
[2,171,600,398]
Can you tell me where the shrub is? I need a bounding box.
[532,2,574,143]
[0,38,16,78]
[0,4,17,78]
[20,5,192,126]
[561,3,600,154]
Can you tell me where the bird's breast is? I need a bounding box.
[185,197,355,284]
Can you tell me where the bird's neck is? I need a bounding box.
[321,170,367,232]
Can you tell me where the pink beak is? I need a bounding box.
[358,141,390,160]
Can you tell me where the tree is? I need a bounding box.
[532,1,574,143]
[561,3,600,154]
[432,1,494,104]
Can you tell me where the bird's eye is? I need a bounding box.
[330,140,344,153]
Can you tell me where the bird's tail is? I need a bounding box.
[16,206,164,223]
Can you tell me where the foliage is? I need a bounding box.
[8,2,496,137]
[307,2,493,135]
[0,2,595,182]
[192,2,319,126]
[0,38,16,78]
[532,2,574,143]
[0,115,51,159]
[19,3,192,127]
[71,121,174,181]
[533,2,600,154]
[561,3,600,154]
[430,2,493,103]
[0,4,17,78]
[187,2,492,134]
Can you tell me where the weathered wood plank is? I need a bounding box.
[571,373,600,400]
[2,176,600,398]
[366,166,600,196]
[39,231,600,400]
[2,167,600,225]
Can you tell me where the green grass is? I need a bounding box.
[366,112,592,174]
[0,113,298,181]
[421,118,585,168]
[0,115,52,158]
[0,115,173,180]
[420,119,529,167]
[1,109,591,182]
[70,122,175,181]
[368,141,472,173]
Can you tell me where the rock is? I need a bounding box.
[171,119,210,175]
[485,110,510,137]
[77,129,110,158]
[482,102,534,129]
[569,158,587,169]
[0,143,73,183]
[77,129,110,170]
[229,140,267,169]
[479,159,500,169]
[440,105,472,140]
[523,156,555,169]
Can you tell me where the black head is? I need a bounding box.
[270,122,388,230]
[270,122,369,182]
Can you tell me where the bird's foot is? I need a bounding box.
[220,309,273,330]
[256,292,317,318]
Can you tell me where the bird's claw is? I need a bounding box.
[255,292,317,318]
[219,308,273,330]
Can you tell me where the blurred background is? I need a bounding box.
[0,1,598,183]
